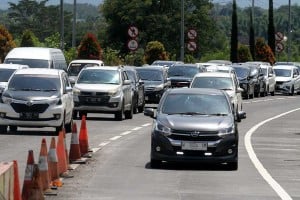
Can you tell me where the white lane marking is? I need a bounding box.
[110,136,122,141]
[244,102,251,104]
[276,97,285,100]
[142,123,152,127]
[99,141,110,147]
[245,108,300,200]
[252,100,264,103]
[120,131,132,136]
[287,97,296,99]
[132,127,142,131]
[253,147,300,152]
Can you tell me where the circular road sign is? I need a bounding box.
[275,32,284,41]
[187,29,197,40]
[127,39,138,51]
[275,42,284,53]
[187,41,197,52]
[128,26,139,38]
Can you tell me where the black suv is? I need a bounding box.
[232,64,255,99]
[124,66,145,113]
[136,66,170,104]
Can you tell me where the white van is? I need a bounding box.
[67,59,104,85]
[4,47,67,71]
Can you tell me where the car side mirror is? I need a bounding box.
[293,74,298,78]
[238,111,246,120]
[124,80,131,85]
[237,88,243,93]
[144,108,156,119]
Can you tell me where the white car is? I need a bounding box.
[72,66,133,120]
[273,65,300,95]
[0,68,74,134]
[260,64,276,96]
[0,64,29,95]
[190,72,244,122]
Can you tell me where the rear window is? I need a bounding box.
[68,63,101,76]
[77,69,120,84]
[0,69,16,82]
[4,58,50,68]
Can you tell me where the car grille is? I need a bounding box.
[11,103,49,113]
[145,87,155,91]
[169,130,221,141]
[78,93,110,105]
[276,81,284,85]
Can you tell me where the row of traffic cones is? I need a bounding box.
[20,115,90,200]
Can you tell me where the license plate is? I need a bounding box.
[87,97,101,102]
[20,112,39,119]
[181,141,207,151]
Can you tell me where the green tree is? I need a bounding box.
[20,29,38,47]
[144,41,168,64]
[102,48,122,65]
[255,37,275,64]
[77,33,102,60]
[238,44,252,62]
[0,25,16,63]
[44,32,61,48]
[230,0,238,63]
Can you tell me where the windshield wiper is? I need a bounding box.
[41,89,57,91]
[209,113,228,116]
[220,88,233,91]
[176,112,208,115]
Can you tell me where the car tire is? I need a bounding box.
[227,161,238,170]
[289,86,294,96]
[65,119,73,133]
[115,102,124,121]
[125,102,133,119]
[0,125,8,134]
[72,111,78,119]
[150,159,162,168]
[236,108,241,123]
[9,125,17,132]
[270,89,275,96]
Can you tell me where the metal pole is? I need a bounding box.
[180,0,184,62]
[60,0,64,50]
[288,0,291,62]
[72,0,76,48]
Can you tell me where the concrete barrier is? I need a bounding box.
[0,162,14,200]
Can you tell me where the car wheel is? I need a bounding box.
[150,159,162,168]
[9,126,17,132]
[270,89,275,96]
[115,102,124,121]
[55,120,65,135]
[236,108,241,123]
[289,86,294,96]
[125,102,133,119]
[72,111,78,119]
[138,102,145,113]
[133,96,138,114]
[0,125,8,134]
[65,119,73,133]
[227,161,238,170]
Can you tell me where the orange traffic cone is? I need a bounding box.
[69,122,86,164]
[79,115,91,157]
[13,160,21,200]
[62,128,70,168]
[38,138,57,196]
[57,130,73,178]
[48,137,63,187]
[28,164,45,200]
[22,150,35,200]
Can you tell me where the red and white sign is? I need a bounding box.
[187,41,197,52]
[127,39,138,51]
[275,32,284,41]
[128,26,139,38]
[187,29,197,40]
[275,42,284,53]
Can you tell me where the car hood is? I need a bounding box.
[3,90,60,101]
[74,84,121,92]
[169,77,192,82]
[143,81,163,87]
[157,114,233,131]
[275,77,292,82]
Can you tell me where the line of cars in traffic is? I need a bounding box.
[0,47,299,169]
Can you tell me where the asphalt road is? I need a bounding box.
[1,95,300,200]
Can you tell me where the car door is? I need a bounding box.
[268,67,276,92]
[233,74,242,112]
[293,68,300,91]
[61,72,74,122]
[122,71,132,109]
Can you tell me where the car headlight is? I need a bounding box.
[72,87,81,96]
[48,97,62,106]
[218,125,235,137]
[154,84,164,91]
[154,121,171,136]
[109,88,122,97]
[1,95,12,104]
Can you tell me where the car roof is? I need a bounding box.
[82,66,120,71]
[273,65,296,69]
[136,66,165,71]
[194,72,231,78]
[167,88,226,95]
[14,68,62,75]
[68,59,104,65]
[172,63,198,67]
[0,63,29,69]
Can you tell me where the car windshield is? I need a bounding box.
[162,93,230,115]
[8,74,60,91]
[68,63,100,76]
[136,69,163,81]
[168,66,199,78]
[4,58,50,68]
[0,69,16,82]
[233,67,250,78]
[77,69,120,84]
[191,77,233,90]
[274,69,291,77]
[261,68,267,76]
[126,70,136,82]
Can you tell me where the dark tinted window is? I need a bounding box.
[8,74,60,91]
[77,69,120,84]
[136,69,163,81]
[274,69,291,77]
[191,77,233,90]
[4,58,50,68]
[0,69,16,82]
[168,66,200,78]
[68,63,100,76]
[233,67,250,78]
